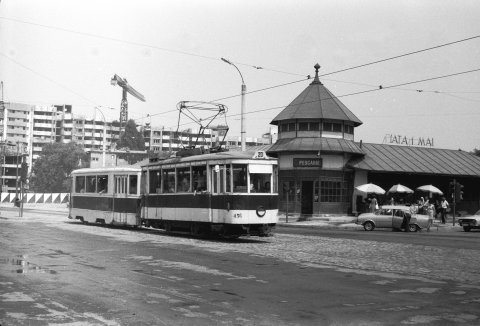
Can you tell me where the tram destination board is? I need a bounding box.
[293,158,322,168]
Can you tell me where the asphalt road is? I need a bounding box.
[1,207,480,325]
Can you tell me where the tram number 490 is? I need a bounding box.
[233,213,243,218]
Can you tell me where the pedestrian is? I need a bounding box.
[370,195,378,212]
[390,197,395,205]
[403,211,412,232]
[440,197,449,224]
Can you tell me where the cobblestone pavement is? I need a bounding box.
[2,204,480,325]
[1,204,478,285]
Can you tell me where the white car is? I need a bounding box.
[356,205,433,232]
[457,210,480,232]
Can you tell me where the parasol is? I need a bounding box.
[387,184,414,194]
[416,184,443,195]
[355,183,386,195]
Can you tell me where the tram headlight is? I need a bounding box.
[256,206,266,217]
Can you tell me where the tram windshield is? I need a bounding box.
[250,173,271,193]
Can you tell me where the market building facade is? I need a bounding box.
[267,64,480,217]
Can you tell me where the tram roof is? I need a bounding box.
[143,149,276,167]
[71,166,141,175]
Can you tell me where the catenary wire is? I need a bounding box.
[2,16,480,79]
[166,67,480,129]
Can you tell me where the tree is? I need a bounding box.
[30,142,87,193]
[116,119,145,151]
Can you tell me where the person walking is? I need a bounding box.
[440,197,449,224]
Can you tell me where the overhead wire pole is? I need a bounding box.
[94,107,107,167]
[221,58,247,151]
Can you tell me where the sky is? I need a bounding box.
[1,0,480,151]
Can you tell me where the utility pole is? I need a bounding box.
[221,58,247,151]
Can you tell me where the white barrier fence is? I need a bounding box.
[1,193,70,204]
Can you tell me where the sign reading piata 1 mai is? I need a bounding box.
[293,158,323,168]
[383,134,434,147]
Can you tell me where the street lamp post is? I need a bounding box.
[221,58,246,151]
[94,107,107,167]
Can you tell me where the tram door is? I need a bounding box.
[114,175,128,224]
[211,165,226,222]
[301,181,313,216]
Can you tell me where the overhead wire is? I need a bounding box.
[166,67,480,129]
[3,16,480,126]
[2,16,480,78]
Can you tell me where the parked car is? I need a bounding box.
[457,209,480,232]
[356,205,433,232]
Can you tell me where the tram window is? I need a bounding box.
[97,175,108,193]
[232,164,247,193]
[85,175,96,193]
[129,175,138,195]
[226,165,231,193]
[75,176,86,193]
[163,169,175,193]
[250,173,271,193]
[177,167,191,192]
[149,170,161,193]
[192,166,207,192]
[211,165,225,194]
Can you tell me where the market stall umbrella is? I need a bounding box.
[416,184,443,195]
[355,183,386,195]
[387,184,414,194]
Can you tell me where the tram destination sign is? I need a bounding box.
[293,158,323,168]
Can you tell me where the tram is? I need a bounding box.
[142,149,279,237]
[69,167,142,226]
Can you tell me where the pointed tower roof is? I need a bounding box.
[270,64,363,126]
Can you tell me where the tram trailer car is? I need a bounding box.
[142,150,279,237]
[69,167,142,227]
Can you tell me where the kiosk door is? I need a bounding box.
[301,181,313,215]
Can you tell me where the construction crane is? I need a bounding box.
[110,74,146,131]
